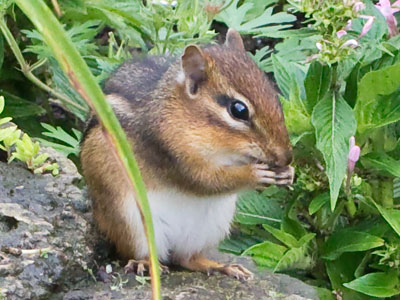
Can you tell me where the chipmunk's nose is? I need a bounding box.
[271,149,293,168]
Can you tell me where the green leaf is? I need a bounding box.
[281,216,308,240]
[304,61,332,113]
[0,34,3,72]
[242,241,286,268]
[263,224,299,248]
[215,0,295,36]
[0,117,12,126]
[298,233,316,246]
[219,233,263,255]
[274,247,307,272]
[0,90,46,118]
[235,190,283,225]
[322,231,384,260]
[272,55,306,100]
[361,152,400,177]
[326,253,372,300]
[0,96,4,114]
[282,95,312,137]
[355,61,400,133]
[272,233,315,271]
[309,192,330,215]
[41,123,81,145]
[312,95,357,209]
[375,203,400,237]
[313,287,336,300]
[343,62,360,108]
[290,131,312,146]
[343,272,400,298]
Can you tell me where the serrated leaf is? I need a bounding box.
[305,61,332,114]
[242,241,286,268]
[215,0,295,36]
[273,233,315,271]
[235,190,283,225]
[312,94,357,210]
[274,247,305,272]
[343,272,400,298]
[361,152,400,177]
[322,231,384,260]
[355,61,400,133]
[309,192,330,215]
[41,123,81,148]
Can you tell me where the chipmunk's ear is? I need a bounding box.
[180,45,207,97]
[225,28,245,51]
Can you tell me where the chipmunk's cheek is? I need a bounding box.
[253,164,295,186]
[210,152,253,167]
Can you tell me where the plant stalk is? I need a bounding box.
[0,16,85,112]
[13,1,162,299]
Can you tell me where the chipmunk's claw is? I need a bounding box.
[124,259,169,276]
[254,164,294,186]
[216,264,253,280]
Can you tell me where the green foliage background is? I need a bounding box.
[1,0,400,299]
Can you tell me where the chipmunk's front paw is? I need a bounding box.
[253,164,294,187]
[124,259,169,276]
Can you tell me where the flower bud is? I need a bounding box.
[340,39,358,48]
[337,30,348,38]
[348,145,361,173]
[353,1,366,12]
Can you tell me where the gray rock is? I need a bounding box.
[0,149,319,300]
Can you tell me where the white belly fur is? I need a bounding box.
[122,188,237,263]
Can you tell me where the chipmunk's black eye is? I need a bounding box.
[229,100,249,121]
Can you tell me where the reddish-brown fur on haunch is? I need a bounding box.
[80,29,293,278]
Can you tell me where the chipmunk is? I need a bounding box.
[80,29,294,280]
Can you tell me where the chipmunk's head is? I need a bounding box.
[170,29,292,169]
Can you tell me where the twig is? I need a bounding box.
[51,0,62,17]
[0,16,85,112]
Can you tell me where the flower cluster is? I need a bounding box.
[375,0,400,37]
[289,0,373,64]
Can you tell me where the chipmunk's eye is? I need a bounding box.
[229,100,249,121]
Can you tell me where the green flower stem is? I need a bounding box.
[13,0,162,299]
[380,179,394,208]
[0,16,85,112]
[345,197,357,218]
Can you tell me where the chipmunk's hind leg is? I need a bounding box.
[180,254,253,280]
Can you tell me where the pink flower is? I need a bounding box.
[341,39,359,48]
[353,1,366,12]
[337,30,348,38]
[375,0,400,37]
[347,136,361,173]
[345,20,353,30]
[359,16,375,38]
